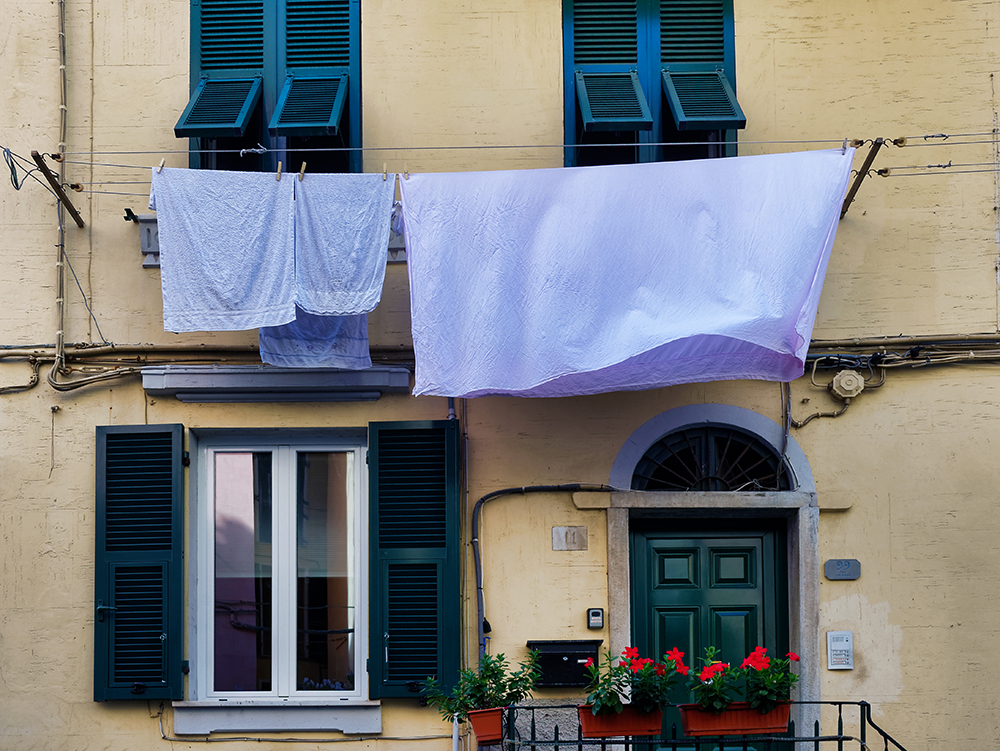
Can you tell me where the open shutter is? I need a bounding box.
[271,0,354,136]
[177,0,265,138]
[659,0,745,131]
[94,424,184,701]
[661,70,745,130]
[576,71,653,131]
[369,421,460,699]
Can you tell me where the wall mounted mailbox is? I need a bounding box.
[526,640,603,687]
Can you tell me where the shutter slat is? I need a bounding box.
[268,75,349,136]
[573,0,638,64]
[286,0,352,67]
[199,0,264,70]
[175,77,263,138]
[661,0,726,62]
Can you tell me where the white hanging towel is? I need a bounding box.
[400,149,854,398]
[150,167,296,332]
[258,308,371,369]
[293,173,396,315]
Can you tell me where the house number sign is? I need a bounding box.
[824,559,861,580]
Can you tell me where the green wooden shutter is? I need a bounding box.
[369,421,461,699]
[94,425,185,701]
[177,0,265,137]
[661,70,745,130]
[659,0,745,131]
[270,0,354,136]
[576,71,653,131]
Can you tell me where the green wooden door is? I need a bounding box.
[631,521,788,743]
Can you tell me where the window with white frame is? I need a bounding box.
[197,438,367,700]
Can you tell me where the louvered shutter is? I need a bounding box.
[270,0,355,136]
[659,0,745,130]
[369,421,461,699]
[176,0,265,137]
[569,0,653,132]
[94,425,185,701]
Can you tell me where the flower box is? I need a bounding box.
[468,707,504,746]
[577,705,663,738]
[678,701,791,737]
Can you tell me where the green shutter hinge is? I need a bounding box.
[182,451,190,466]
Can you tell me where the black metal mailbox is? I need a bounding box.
[526,639,603,687]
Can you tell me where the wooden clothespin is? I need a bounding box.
[298,161,307,181]
[403,162,409,180]
[383,163,387,181]
[276,161,283,181]
[157,158,165,173]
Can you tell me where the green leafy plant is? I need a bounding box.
[742,646,800,714]
[421,651,541,722]
[687,645,800,713]
[687,646,740,712]
[584,647,688,716]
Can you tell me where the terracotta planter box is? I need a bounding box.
[468,707,504,746]
[577,705,664,738]
[678,701,791,737]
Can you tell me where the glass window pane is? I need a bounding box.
[214,452,272,692]
[296,452,354,691]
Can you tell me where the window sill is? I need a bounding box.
[172,700,382,735]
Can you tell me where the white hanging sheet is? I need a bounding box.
[400,149,854,398]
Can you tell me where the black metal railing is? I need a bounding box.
[494,702,909,751]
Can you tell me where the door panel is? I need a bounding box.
[631,522,787,743]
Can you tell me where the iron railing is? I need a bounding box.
[495,702,909,750]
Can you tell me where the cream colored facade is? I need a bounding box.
[1,1,999,749]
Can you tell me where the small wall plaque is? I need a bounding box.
[824,558,860,580]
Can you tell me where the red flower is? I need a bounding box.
[622,646,639,660]
[654,663,666,676]
[664,647,688,674]
[787,652,800,661]
[584,657,594,668]
[699,663,728,682]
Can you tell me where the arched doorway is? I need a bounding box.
[607,404,820,737]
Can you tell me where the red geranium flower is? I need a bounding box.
[622,646,639,660]
[787,652,800,661]
[584,657,594,668]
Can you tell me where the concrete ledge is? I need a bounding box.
[572,491,610,509]
[142,364,411,403]
[172,702,382,735]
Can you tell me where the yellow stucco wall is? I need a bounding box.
[2,0,1000,749]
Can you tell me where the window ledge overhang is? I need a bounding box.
[141,364,411,403]
[172,701,381,735]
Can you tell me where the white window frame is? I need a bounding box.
[187,431,371,707]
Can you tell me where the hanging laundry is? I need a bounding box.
[150,167,296,332]
[151,168,397,369]
[258,308,371,369]
[293,173,396,315]
[400,149,854,398]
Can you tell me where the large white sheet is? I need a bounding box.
[400,149,854,398]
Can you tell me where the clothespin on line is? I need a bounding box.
[383,163,387,181]
[298,161,307,181]
[157,158,165,173]
[403,162,409,180]
[276,161,282,181]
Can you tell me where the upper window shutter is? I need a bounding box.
[270,0,354,136]
[369,421,461,699]
[94,424,185,701]
[659,0,745,131]
[176,0,265,137]
[570,0,653,132]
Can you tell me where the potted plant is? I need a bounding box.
[422,651,540,746]
[578,647,688,737]
[678,646,799,737]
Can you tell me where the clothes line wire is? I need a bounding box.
[56,136,851,157]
